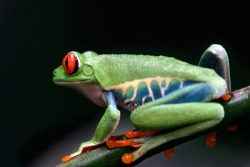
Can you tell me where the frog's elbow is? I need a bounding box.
[212,78,227,99]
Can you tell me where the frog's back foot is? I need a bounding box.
[198,44,231,93]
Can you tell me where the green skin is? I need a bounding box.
[53,44,230,163]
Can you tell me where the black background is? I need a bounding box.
[1,1,250,167]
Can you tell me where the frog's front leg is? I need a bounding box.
[62,92,120,162]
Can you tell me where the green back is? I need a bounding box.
[85,54,224,89]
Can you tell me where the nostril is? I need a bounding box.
[53,70,56,74]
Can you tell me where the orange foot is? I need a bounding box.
[106,130,161,164]
[221,94,231,101]
[125,130,161,138]
[121,148,139,164]
[122,153,134,164]
[106,135,143,148]
[61,155,75,162]
[61,146,95,162]
[106,130,161,148]
[164,148,174,158]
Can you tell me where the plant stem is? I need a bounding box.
[57,86,250,167]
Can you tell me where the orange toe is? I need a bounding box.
[221,94,231,101]
[61,155,74,162]
[122,153,134,164]
[164,148,174,158]
[106,136,119,148]
[227,123,238,131]
[206,131,216,148]
[125,130,161,138]
[106,136,142,148]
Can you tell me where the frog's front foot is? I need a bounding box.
[61,141,100,162]
[106,130,161,164]
[106,130,175,164]
[106,130,160,148]
[61,146,95,162]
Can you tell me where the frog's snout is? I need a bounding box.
[52,68,60,82]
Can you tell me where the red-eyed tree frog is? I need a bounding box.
[53,44,231,164]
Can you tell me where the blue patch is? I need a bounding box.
[111,89,123,101]
[150,80,162,99]
[164,80,181,95]
[183,80,199,87]
[109,79,208,108]
[164,80,200,96]
[144,96,153,103]
[161,80,166,87]
[133,81,150,104]
[111,86,134,103]
[166,83,213,104]
[126,86,134,99]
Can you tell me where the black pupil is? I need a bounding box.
[73,57,79,74]
[65,55,79,74]
[65,57,68,69]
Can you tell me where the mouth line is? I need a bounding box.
[54,80,90,85]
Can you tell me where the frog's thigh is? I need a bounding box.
[131,102,224,162]
[131,102,224,130]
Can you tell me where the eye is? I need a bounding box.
[62,53,80,74]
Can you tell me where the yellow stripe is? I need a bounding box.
[105,77,184,104]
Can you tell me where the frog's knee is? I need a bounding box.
[130,110,142,129]
[207,44,227,55]
[130,109,153,130]
[130,107,167,130]
[212,103,224,120]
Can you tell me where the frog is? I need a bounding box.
[53,44,231,164]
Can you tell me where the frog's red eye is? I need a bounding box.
[62,53,80,74]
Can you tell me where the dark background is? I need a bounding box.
[1,1,250,167]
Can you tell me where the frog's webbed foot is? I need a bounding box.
[125,130,161,139]
[106,130,175,164]
[106,130,160,149]
[61,147,94,162]
[106,130,161,164]
[61,141,101,162]
[126,130,175,159]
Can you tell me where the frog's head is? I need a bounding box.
[53,51,98,85]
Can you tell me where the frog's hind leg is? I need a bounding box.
[119,83,224,164]
[124,102,224,164]
[199,44,235,147]
[198,44,231,93]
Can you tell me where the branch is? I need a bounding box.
[57,86,250,167]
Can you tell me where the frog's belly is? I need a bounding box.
[105,77,199,111]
